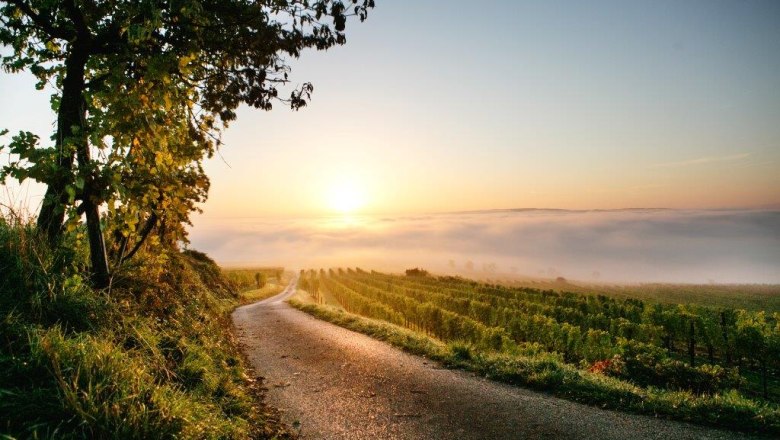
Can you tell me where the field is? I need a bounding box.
[481,276,780,313]
[296,268,780,433]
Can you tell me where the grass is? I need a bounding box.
[240,283,287,304]
[0,217,290,439]
[289,297,780,436]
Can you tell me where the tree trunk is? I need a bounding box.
[74,123,111,287]
[83,201,110,287]
[36,42,110,288]
[36,48,86,243]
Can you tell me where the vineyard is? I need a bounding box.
[298,268,780,409]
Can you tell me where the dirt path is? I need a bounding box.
[232,279,754,439]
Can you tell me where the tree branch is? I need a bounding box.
[116,233,128,261]
[62,0,90,40]
[4,0,74,40]
[121,211,158,263]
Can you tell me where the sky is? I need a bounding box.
[2,0,779,217]
[2,1,780,281]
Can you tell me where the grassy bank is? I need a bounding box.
[238,284,288,304]
[0,218,288,439]
[290,299,780,436]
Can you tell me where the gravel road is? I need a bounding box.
[232,279,755,439]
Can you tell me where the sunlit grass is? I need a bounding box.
[240,283,286,304]
[0,217,289,438]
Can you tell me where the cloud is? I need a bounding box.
[650,152,751,168]
[189,209,780,284]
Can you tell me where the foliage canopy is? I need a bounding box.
[0,0,374,286]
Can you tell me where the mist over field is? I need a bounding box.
[190,209,780,284]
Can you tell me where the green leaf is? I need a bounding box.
[65,185,76,203]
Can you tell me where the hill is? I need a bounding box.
[0,217,289,438]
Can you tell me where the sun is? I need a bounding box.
[328,180,365,214]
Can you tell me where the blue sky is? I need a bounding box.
[2,0,779,215]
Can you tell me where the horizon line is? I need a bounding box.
[192,204,780,220]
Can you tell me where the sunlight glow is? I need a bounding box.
[327,180,365,214]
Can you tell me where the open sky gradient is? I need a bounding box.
[2,0,779,216]
[2,1,779,282]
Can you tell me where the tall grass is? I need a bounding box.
[0,215,287,438]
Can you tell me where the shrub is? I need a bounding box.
[405,268,429,277]
[594,353,744,394]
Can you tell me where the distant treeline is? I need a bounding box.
[223,267,284,292]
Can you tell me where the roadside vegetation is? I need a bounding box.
[295,268,780,435]
[0,216,290,439]
[223,268,289,304]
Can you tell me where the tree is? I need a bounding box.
[1,0,375,287]
[254,272,266,289]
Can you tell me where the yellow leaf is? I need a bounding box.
[178,55,194,70]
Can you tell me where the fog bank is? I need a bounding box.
[189,209,780,284]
